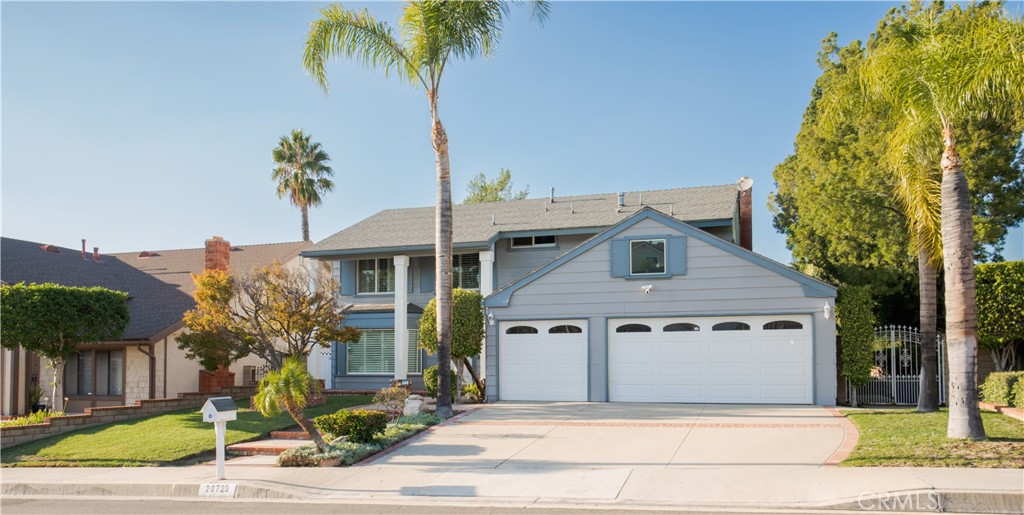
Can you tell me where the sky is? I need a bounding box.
[2,1,1022,265]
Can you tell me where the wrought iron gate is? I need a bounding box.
[848,326,947,405]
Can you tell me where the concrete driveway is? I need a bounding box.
[369,402,848,469]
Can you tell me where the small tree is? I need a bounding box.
[178,262,360,371]
[976,261,1023,372]
[0,283,129,412]
[252,357,327,452]
[464,168,529,204]
[837,285,876,407]
[419,289,484,395]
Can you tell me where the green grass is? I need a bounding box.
[841,408,1024,468]
[0,395,372,467]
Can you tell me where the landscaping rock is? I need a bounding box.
[403,395,427,416]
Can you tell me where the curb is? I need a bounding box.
[823,406,860,466]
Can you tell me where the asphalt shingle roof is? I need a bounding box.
[1,237,311,341]
[311,184,740,254]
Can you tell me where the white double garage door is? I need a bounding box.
[499,315,813,404]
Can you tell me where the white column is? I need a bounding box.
[394,255,409,382]
[2,348,13,416]
[478,251,495,377]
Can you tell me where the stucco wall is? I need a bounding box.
[485,217,837,405]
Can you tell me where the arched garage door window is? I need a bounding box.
[616,323,652,333]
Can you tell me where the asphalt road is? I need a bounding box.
[0,497,858,515]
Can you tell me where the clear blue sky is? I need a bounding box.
[3,1,1021,264]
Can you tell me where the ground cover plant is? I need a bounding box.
[841,409,1024,468]
[1,395,371,467]
[0,410,65,428]
[279,412,441,467]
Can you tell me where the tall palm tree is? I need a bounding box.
[252,357,328,452]
[272,129,335,242]
[303,1,548,418]
[856,2,1024,439]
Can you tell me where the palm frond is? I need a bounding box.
[304,4,423,92]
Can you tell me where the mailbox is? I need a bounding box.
[202,397,238,423]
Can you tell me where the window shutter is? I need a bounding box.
[340,260,356,296]
[407,332,422,374]
[668,236,687,276]
[610,239,629,277]
[419,257,435,293]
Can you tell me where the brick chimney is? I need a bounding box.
[737,177,754,251]
[204,236,231,271]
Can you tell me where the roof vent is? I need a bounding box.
[138,251,159,258]
[617,192,625,208]
[549,187,555,203]
[40,244,59,254]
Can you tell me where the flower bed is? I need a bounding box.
[278,413,441,467]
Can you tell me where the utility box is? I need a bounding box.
[202,397,238,422]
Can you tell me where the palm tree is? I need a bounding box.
[252,357,328,452]
[856,2,1024,439]
[303,1,548,418]
[272,129,335,242]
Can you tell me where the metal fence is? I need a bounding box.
[848,325,947,406]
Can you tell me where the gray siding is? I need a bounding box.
[494,234,594,288]
[486,218,837,405]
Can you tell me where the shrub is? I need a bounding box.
[0,410,64,428]
[277,443,346,467]
[837,285,875,405]
[980,372,1024,406]
[373,386,409,421]
[424,365,457,401]
[462,382,481,402]
[1012,380,1024,409]
[976,261,1024,372]
[313,409,388,443]
[279,413,441,467]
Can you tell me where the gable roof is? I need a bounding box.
[1,237,311,341]
[307,184,739,256]
[484,208,836,308]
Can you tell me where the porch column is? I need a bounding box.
[394,255,409,382]
[2,347,13,416]
[478,250,495,376]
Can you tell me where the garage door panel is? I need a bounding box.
[610,315,813,404]
[499,320,588,402]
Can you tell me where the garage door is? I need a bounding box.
[499,320,588,401]
[609,315,813,404]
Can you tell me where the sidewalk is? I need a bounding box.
[3,462,1022,513]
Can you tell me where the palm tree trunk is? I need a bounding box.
[940,126,985,440]
[301,204,311,242]
[285,401,327,453]
[917,242,939,412]
[429,93,454,419]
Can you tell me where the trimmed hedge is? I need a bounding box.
[980,372,1024,407]
[423,365,457,401]
[313,409,388,443]
[1012,380,1024,409]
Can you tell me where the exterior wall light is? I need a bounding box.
[487,311,495,326]
[823,300,832,320]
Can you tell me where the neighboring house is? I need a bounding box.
[0,236,311,415]
[304,181,839,405]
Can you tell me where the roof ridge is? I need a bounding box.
[109,240,309,256]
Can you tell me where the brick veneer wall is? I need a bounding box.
[1,386,255,448]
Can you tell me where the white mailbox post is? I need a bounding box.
[201,397,238,480]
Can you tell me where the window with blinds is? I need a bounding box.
[347,330,422,374]
[357,258,396,293]
[452,253,481,289]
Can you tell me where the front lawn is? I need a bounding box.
[841,409,1024,468]
[0,395,372,467]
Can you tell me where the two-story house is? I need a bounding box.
[304,181,838,405]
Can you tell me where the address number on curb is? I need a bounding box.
[198,483,237,498]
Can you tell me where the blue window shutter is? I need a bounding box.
[340,260,356,296]
[419,257,435,293]
[668,236,687,276]
[610,239,629,277]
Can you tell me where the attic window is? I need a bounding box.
[39,244,59,253]
[510,235,556,248]
[138,251,159,258]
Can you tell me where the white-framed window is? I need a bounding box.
[357,258,395,294]
[347,330,422,374]
[629,238,666,275]
[510,235,556,248]
[65,349,125,396]
[453,253,481,289]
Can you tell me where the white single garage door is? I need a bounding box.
[499,320,588,401]
[609,315,813,404]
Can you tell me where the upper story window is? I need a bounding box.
[453,253,481,289]
[510,235,556,249]
[630,239,666,275]
[357,258,395,294]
